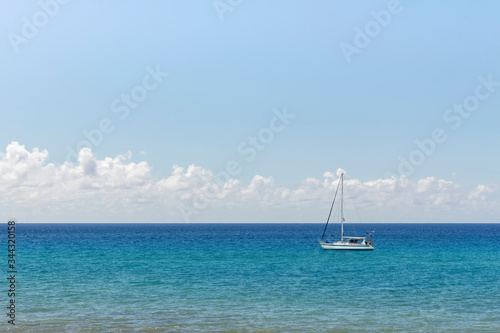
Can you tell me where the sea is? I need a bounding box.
[2,223,499,332]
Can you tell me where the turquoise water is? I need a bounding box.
[3,223,499,332]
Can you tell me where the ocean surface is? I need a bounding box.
[2,223,499,332]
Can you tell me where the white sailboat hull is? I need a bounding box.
[319,242,374,251]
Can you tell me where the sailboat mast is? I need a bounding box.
[340,173,344,242]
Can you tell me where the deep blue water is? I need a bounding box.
[2,223,499,332]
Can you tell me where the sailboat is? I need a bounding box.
[319,173,374,250]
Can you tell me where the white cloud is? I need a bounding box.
[468,184,494,201]
[1,142,498,223]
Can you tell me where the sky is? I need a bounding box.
[1,0,499,223]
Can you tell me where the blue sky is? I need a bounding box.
[1,1,499,223]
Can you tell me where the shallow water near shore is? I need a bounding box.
[3,223,499,332]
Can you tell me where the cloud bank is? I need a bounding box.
[1,142,498,223]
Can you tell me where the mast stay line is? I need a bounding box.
[320,175,342,241]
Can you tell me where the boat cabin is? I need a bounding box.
[345,237,367,245]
